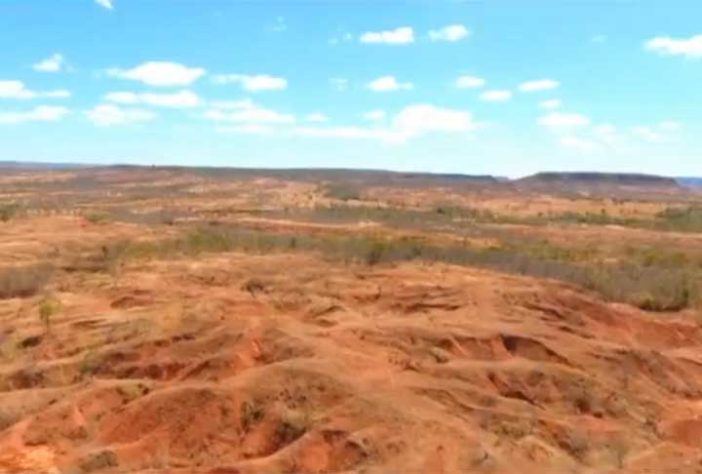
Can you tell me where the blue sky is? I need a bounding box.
[0,0,700,177]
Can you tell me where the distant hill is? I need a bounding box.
[677,177,702,188]
[0,161,88,170]
[518,172,679,188]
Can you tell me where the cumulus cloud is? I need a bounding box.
[95,0,113,10]
[217,125,275,135]
[455,75,485,89]
[293,126,397,141]
[518,79,560,92]
[330,78,349,91]
[304,113,328,123]
[0,106,69,124]
[559,136,598,152]
[86,104,156,126]
[328,32,353,46]
[106,62,206,87]
[360,27,414,45]
[539,99,562,110]
[363,110,386,121]
[367,76,413,92]
[0,81,70,100]
[298,104,476,143]
[659,120,681,131]
[480,90,512,102]
[539,112,590,128]
[104,90,201,108]
[269,16,287,33]
[631,126,664,142]
[393,104,475,136]
[645,34,702,58]
[204,100,295,125]
[33,54,66,73]
[428,24,470,42]
[212,74,287,92]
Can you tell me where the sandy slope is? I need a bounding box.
[2,236,702,473]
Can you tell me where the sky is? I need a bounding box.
[0,0,700,177]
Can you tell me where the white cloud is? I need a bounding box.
[212,74,287,92]
[659,120,681,131]
[33,54,65,73]
[631,126,663,142]
[330,77,349,91]
[518,79,560,92]
[367,76,413,92]
[560,136,598,152]
[0,106,69,124]
[269,16,287,33]
[539,112,590,128]
[594,124,617,136]
[539,99,562,110]
[95,0,113,10]
[480,90,512,102]
[104,90,201,108]
[363,110,386,121]
[455,75,485,89]
[393,104,476,136]
[204,101,295,125]
[217,124,274,135]
[106,62,206,87]
[304,113,328,123]
[0,81,70,100]
[86,104,156,126]
[329,32,353,45]
[360,27,414,45]
[645,34,702,58]
[221,103,477,143]
[293,126,398,141]
[429,24,470,42]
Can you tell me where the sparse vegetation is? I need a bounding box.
[0,203,19,222]
[276,408,309,445]
[0,263,53,299]
[84,211,111,225]
[88,224,698,312]
[323,183,362,201]
[38,295,61,332]
[240,400,265,431]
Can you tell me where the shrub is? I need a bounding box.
[240,400,265,431]
[38,296,61,332]
[323,183,361,201]
[0,263,53,299]
[84,211,110,225]
[0,204,19,222]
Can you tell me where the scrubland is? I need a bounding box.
[1,166,702,473]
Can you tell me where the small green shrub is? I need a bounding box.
[38,295,61,332]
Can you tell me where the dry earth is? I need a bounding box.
[1,168,702,473]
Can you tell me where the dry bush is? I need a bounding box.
[0,263,53,299]
[0,203,19,222]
